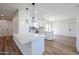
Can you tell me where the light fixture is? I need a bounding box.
[1,14,4,17]
[26,8,29,23]
[32,3,36,22]
[0,13,5,19]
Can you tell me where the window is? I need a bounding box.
[45,23,52,32]
[45,24,49,31]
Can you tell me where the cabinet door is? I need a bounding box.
[32,37,44,55]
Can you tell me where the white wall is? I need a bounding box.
[13,9,44,34]
[13,9,31,34]
[0,20,13,37]
[13,10,19,34]
[18,9,29,33]
[76,12,79,52]
[52,19,76,37]
[18,9,44,33]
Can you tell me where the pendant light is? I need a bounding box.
[32,3,35,22]
[26,8,29,23]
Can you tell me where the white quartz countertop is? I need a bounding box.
[13,33,45,44]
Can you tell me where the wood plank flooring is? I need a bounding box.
[0,36,22,55]
[0,35,79,55]
[44,35,79,55]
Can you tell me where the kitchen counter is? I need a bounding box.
[13,33,45,55]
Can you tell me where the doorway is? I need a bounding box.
[0,20,12,37]
[68,22,76,37]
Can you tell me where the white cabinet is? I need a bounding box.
[32,36,44,55]
[13,33,45,55]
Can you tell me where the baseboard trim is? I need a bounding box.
[53,34,76,38]
[0,35,13,38]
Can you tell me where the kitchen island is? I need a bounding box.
[13,33,45,55]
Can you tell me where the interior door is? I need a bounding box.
[1,20,9,36]
[68,22,76,37]
[0,20,2,36]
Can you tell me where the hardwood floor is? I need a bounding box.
[0,36,22,55]
[0,35,79,55]
[44,35,79,55]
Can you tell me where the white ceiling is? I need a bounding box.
[0,3,79,21]
[0,3,31,20]
[38,3,79,21]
